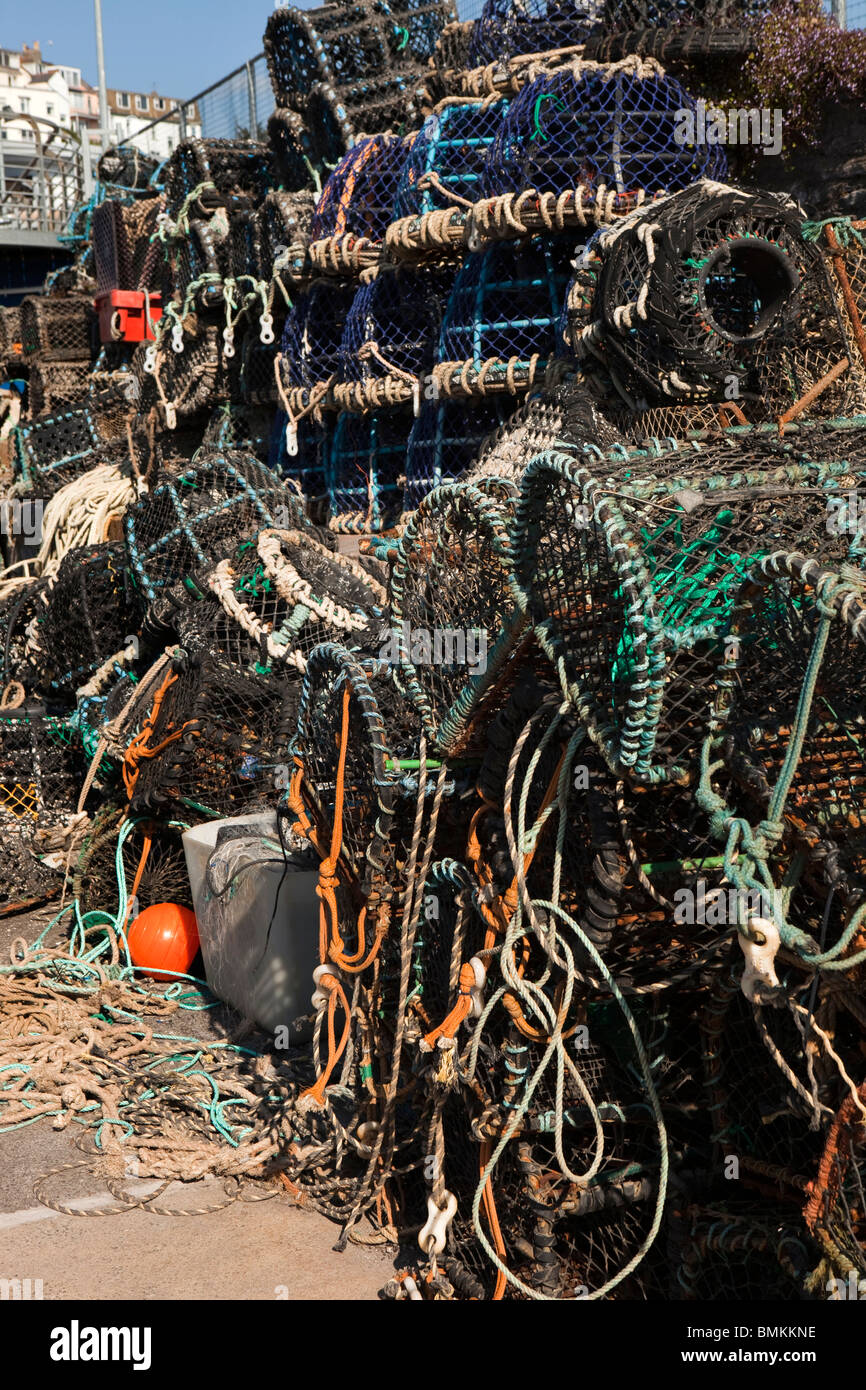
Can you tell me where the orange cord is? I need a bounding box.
[122,669,197,798]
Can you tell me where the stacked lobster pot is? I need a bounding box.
[3,0,866,1309]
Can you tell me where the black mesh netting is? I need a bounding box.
[567,183,864,419]
[123,644,296,819]
[327,408,413,532]
[34,544,144,698]
[469,0,602,65]
[20,294,97,363]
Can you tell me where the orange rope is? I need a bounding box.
[120,830,153,934]
[479,1140,508,1300]
[121,669,196,798]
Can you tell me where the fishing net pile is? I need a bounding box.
[2,0,866,1304]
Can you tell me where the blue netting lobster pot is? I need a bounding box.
[393,98,508,219]
[470,0,603,66]
[278,282,356,393]
[403,396,517,510]
[328,410,411,531]
[438,235,576,374]
[311,136,410,244]
[337,265,456,401]
[270,411,333,521]
[482,60,727,199]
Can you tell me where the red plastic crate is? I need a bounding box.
[96,290,162,344]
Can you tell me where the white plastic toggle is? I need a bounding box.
[311,962,338,1010]
[412,379,421,417]
[738,917,781,1001]
[418,1191,458,1256]
[469,955,486,1019]
[164,404,177,431]
[403,1276,423,1301]
[286,419,299,457]
[259,311,275,345]
[143,344,157,375]
[222,326,236,359]
[171,324,185,355]
[467,224,481,252]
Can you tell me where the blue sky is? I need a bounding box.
[9,2,292,100]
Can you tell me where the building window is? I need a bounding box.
[19,97,29,112]
[154,97,164,111]
[46,104,53,116]
[136,94,147,111]
[117,92,129,108]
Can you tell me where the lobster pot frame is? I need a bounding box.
[264,0,452,110]
[149,327,231,421]
[168,219,227,313]
[27,360,93,418]
[0,306,23,360]
[482,60,727,202]
[124,450,313,608]
[459,379,622,489]
[191,526,386,674]
[0,708,84,825]
[804,1083,866,1279]
[278,282,356,403]
[97,146,159,190]
[511,440,858,784]
[698,976,834,1190]
[336,266,455,410]
[35,544,143,698]
[73,808,194,922]
[469,0,602,66]
[201,403,274,464]
[20,294,97,362]
[124,646,295,820]
[403,396,519,510]
[230,320,287,409]
[436,235,576,398]
[266,110,330,194]
[388,480,528,754]
[258,188,317,283]
[472,680,731,994]
[0,820,64,917]
[311,136,409,245]
[163,140,273,220]
[568,184,866,419]
[14,389,131,497]
[270,413,333,519]
[228,208,266,285]
[0,580,50,697]
[674,1203,815,1301]
[92,196,163,295]
[703,552,866,973]
[393,98,508,220]
[327,409,412,532]
[290,643,412,904]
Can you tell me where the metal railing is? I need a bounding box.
[119,53,275,149]
[0,113,88,236]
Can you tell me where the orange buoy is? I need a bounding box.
[127,902,200,982]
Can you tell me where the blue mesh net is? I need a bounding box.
[279,282,356,390]
[269,411,333,517]
[470,0,604,65]
[328,409,411,530]
[601,0,766,30]
[310,135,410,242]
[339,266,456,387]
[482,64,727,199]
[393,98,508,219]
[438,234,577,368]
[403,397,517,509]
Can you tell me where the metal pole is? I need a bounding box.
[245,59,258,139]
[94,0,111,151]
[832,0,847,27]
[179,104,188,142]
